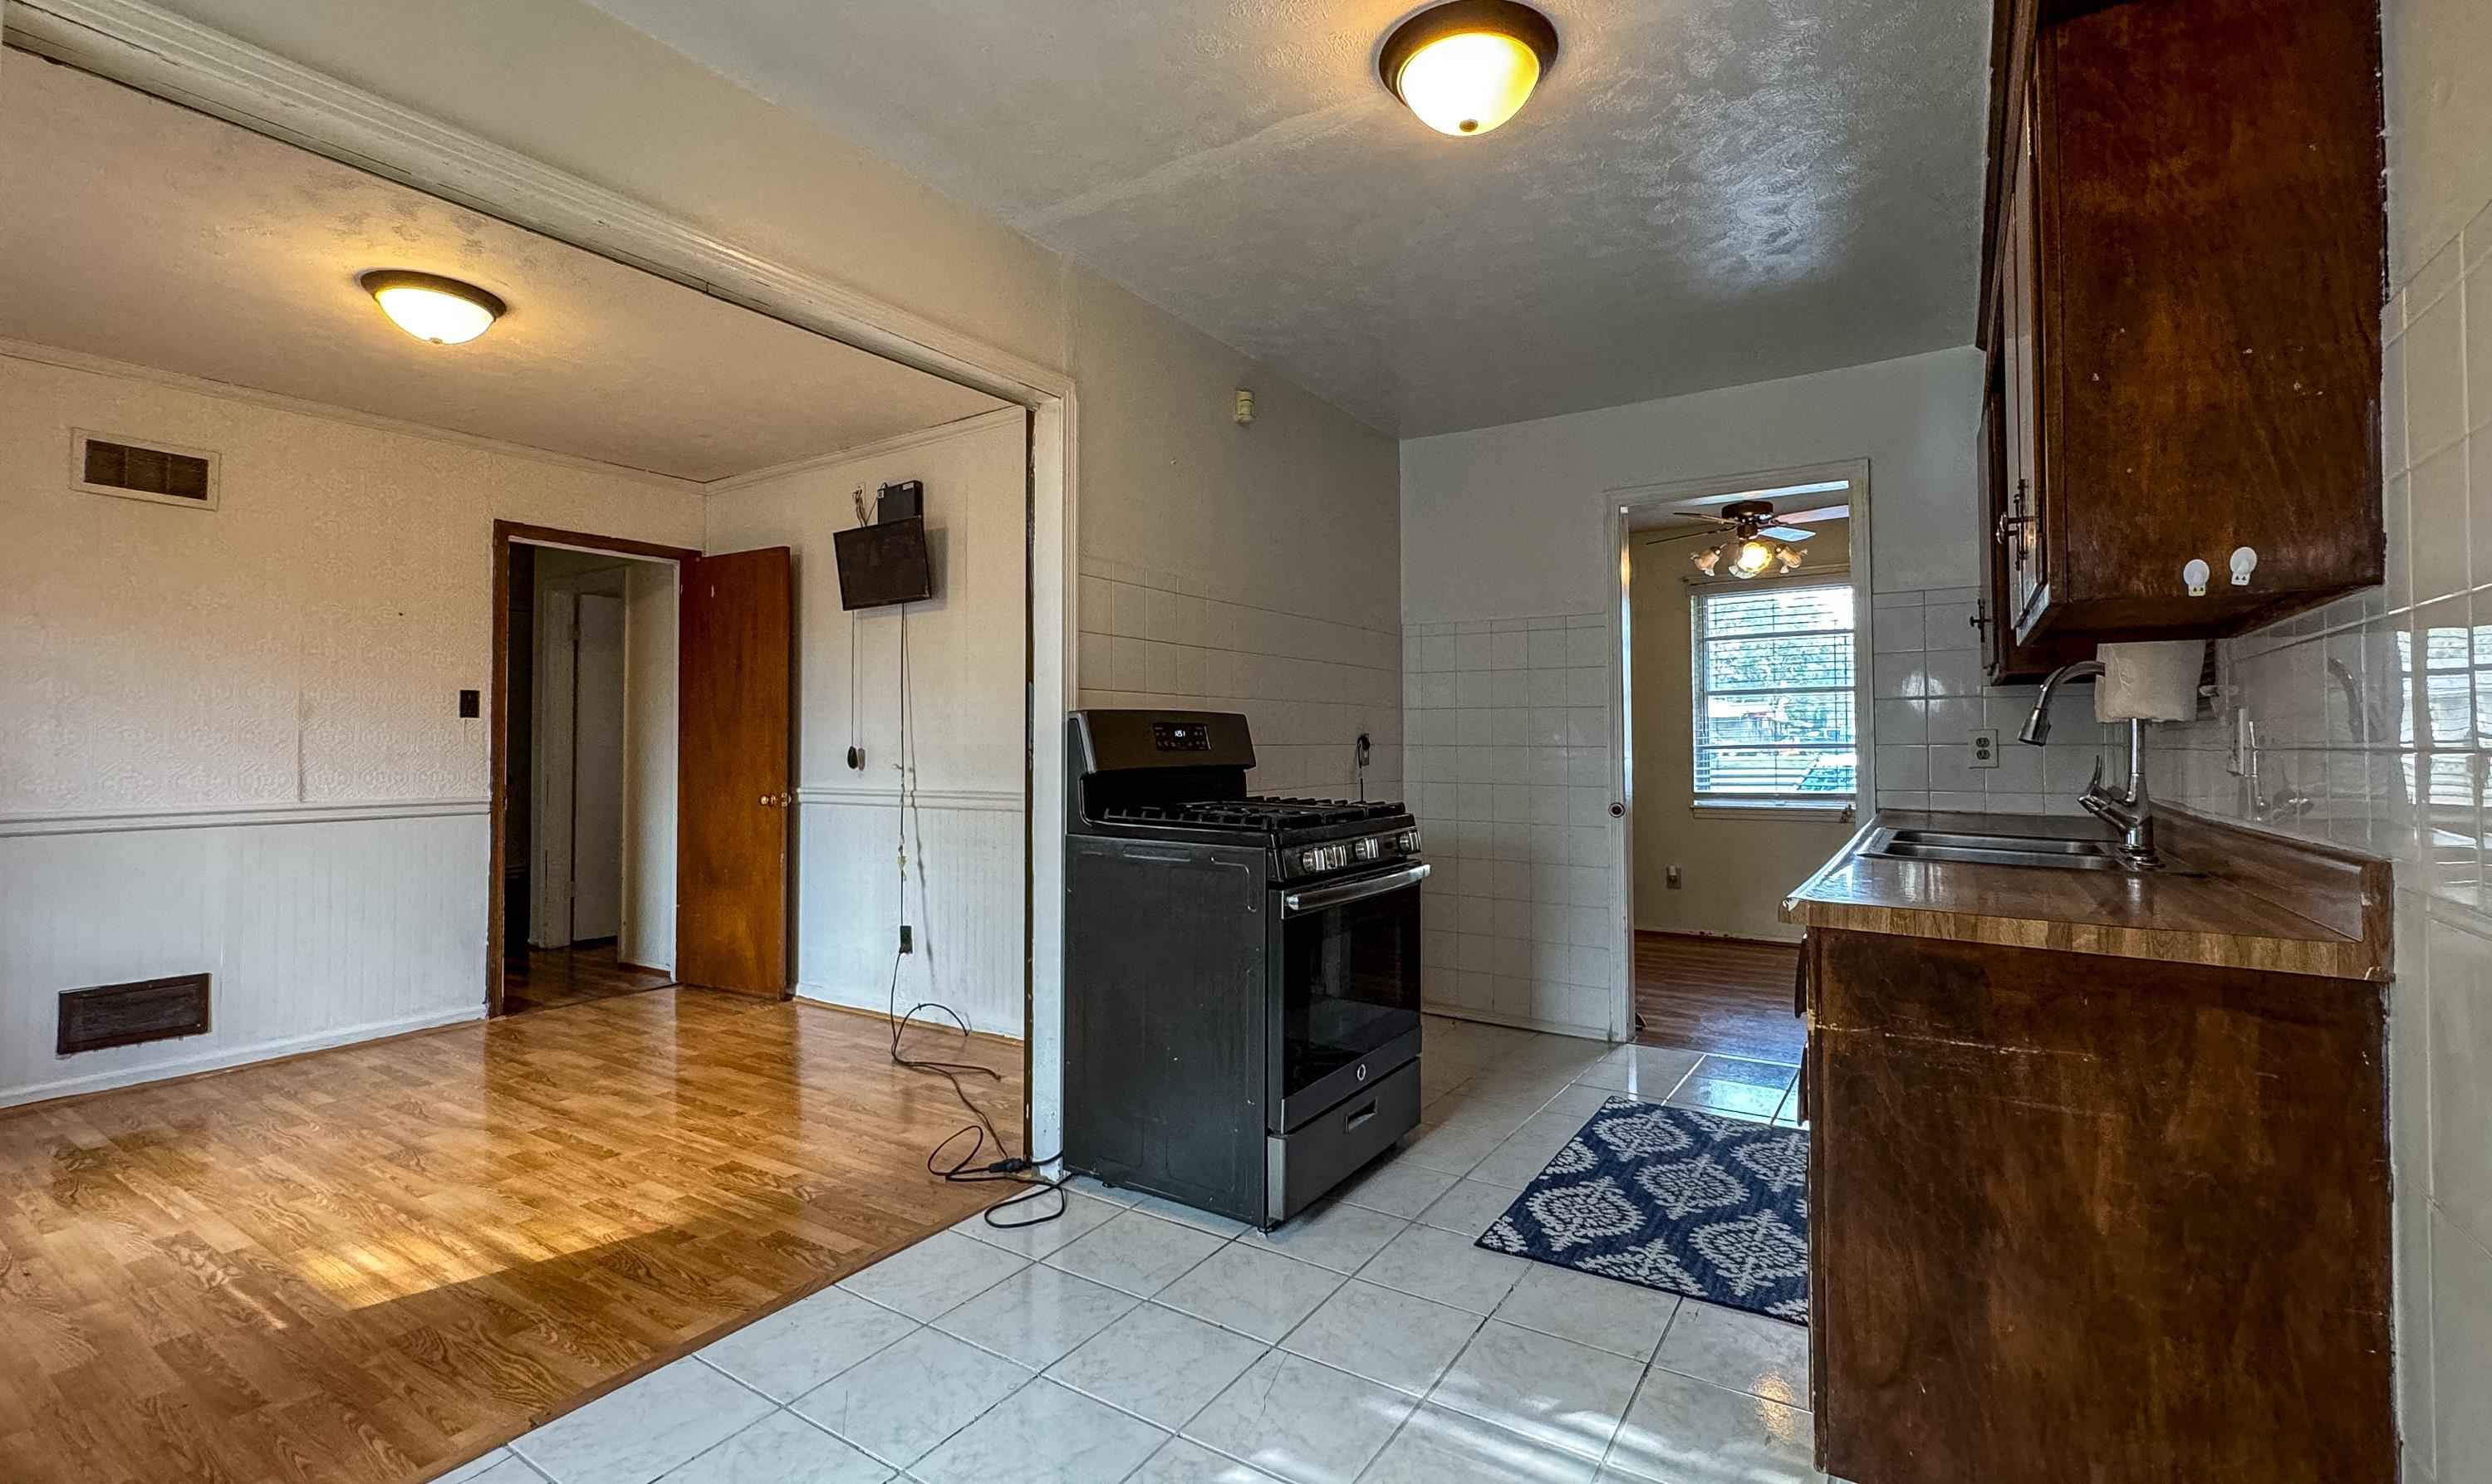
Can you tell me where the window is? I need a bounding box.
[1692,582,1857,803]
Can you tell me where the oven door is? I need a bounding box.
[1271,861,1426,1132]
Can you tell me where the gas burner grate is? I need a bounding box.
[1099,796,1405,833]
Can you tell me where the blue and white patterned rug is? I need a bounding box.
[1476,1097,1810,1325]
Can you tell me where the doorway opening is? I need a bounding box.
[491,525,701,1016]
[499,537,685,1014]
[1611,462,1872,1094]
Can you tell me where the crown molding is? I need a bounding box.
[704,407,1028,497]
[0,0,1070,407]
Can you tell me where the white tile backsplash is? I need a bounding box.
[1863,587,2122,818]
[1077,560,1401,799]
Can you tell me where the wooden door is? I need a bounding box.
[677,546,793,997]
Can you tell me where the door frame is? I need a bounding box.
[16,3,1078,1159]
[1605,458,1876,1042]
[490,522,699,1016]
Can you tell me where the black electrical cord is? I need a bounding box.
[881,600,1065,1228]
[884,947,1065,1227]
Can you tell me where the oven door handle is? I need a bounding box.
[1282,862,1430,916]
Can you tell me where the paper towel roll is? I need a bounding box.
[2093,639,2204,722]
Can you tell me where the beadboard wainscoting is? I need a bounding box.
[792,787,1026,1039]
[1402,611,1626,1040]
[0,802,488,1107]
[1075,558,1404,801]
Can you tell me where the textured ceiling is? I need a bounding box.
[576,0,1992,435]
[0,53,1004,482]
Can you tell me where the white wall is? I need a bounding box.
[706,411,1028,1036]
[1630,521,1857,942]
[1401,349,1970,1036]
[2136,0,2492,1472]
[1067,270,1405,798]
[1401,348,2136,1037]
[0,350,703,1104]
[621,561,677,972]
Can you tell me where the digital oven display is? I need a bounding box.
[1151,722,1211,752]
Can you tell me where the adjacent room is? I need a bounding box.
[0,43,1045,1483]
[1,0,2478,1482]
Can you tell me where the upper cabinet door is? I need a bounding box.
[1976,0,2386,644]
[2003,91,2047,637]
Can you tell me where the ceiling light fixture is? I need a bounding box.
[1378,0,1560,138]
[360,270,506,345]
[1695,500,1813,580]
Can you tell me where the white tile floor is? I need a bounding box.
[456,1017,1822,1484]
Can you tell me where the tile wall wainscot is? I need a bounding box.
[1076,559,1403,800]
[1402,612,1623,1039]
[1401,589,2138,1044]
[1870,585,2131,816]
[2135,187,2492,1482]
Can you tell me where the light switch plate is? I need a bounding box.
[1970,728,1999,767]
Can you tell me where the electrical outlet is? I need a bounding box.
[1665,864,1682,889]
[1970,728,1999,767]
[899,924,914,955]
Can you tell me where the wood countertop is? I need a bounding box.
[1781,806,2393,982]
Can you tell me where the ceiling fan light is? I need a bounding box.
[1731,537,1778,579]
[360,269,505,345]
[1694,545,1724,576]
[1380,2,1561,138]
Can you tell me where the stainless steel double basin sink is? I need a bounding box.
[1857,825,2145,874]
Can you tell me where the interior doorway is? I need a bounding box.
[491,524,703,1016]
[1611,463,1872,1079]
[501,539,684,1014]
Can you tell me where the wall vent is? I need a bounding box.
[71,429,219,510]
[57,973,213,1055]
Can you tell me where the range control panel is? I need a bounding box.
[1288,828,1423,879]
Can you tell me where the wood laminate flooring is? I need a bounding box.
[1633,930,1807,1064]
[502,943,671,1016]
[0,988,1026,1484]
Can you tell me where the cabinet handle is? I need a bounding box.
[1995,511,2034,546]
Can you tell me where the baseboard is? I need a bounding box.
[1420,1002,1620,1044]
[0,1002,487,1110]
[795,982,1024,1043]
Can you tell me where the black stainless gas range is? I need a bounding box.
[1062,709,1426,1229]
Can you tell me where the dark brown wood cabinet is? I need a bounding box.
[1975,0,2387,676]
[1788,807,2397,1482]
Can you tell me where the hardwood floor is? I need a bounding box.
[0,988,1026,1484]
[501,943,670,1015]
[1633,930,1807,1064]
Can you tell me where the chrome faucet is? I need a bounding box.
[2019,659,2161,869]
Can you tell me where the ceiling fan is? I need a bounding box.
[1690,498,1840,580]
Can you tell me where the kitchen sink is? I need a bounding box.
[1858,826,2144,873]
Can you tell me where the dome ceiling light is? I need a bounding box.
[359,270,506,345]
[1377,0,1561,138]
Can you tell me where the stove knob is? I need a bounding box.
[1298,849,1322,873]
[1354,837,1381,861]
